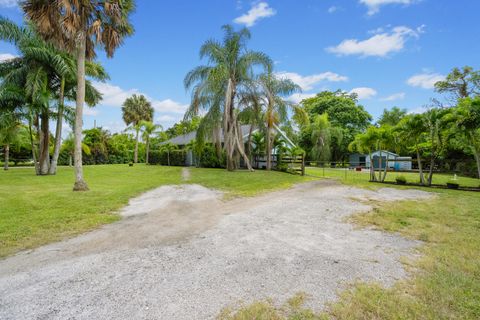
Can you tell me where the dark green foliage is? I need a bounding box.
[148,150,187,166]
[298,90,372,162]
[396,176,407,184]
[197,145,225,168]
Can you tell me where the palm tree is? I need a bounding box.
[23,0,135,191]
[349,127,381,181]
[0,111,21,170]
[122,94,154,163]
[0,17,106,175]
[257,73,301,170]
[160,143,178,166]
[311,114,332,164]
[184,25,272,171]
[141,121,162,165]
[395,114,428,185]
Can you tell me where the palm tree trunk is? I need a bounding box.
[473,146,480,179]
[369,154,376,181]
[73,35,89,191]
[266,125,272,171]
[145,137,150,165]
[233,119,253,171]
[3,144,9,171]
[49,77,65,175]
[416,148,425,185]
[28,117,40,175]
[39,111,50,175]
[134,127,139,163]
[427,156,435,186]
[224,79,235,171]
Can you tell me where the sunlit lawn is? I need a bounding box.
[0,164,312,257]
[306,166,480,188]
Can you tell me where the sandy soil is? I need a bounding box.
[0,180,433,319]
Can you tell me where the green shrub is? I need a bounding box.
[396,176,407,184]
[148,150,186,166]
[446,181,459,189]
[198,145,224,168]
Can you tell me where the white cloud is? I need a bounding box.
[275,71,348,91]
[288,93,316,104]
[349,87,377,99]
[326,25,424,57]
[0,0,18,8]
[93,82,139,107]
[233,2,276,27]
[360,0,415,15]
[407,72,445,89]
[0,53,17,62]
[83,108,99,116]
[328,6,338,13]
[380,92,405,101]
[93,82,188,115]
[152,99,188,114]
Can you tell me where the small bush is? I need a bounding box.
[396,176,407,185]
[446,182,459,189]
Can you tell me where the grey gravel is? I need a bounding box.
[0,180,433,320]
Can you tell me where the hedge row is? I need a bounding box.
[148,150,187,166]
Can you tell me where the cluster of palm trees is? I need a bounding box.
[121,94,162,164]
[350,76,480,185]
[0,1,134,191]
[184,25,306,171]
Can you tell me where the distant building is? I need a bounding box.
[349,150,412,171]
[162,124,296,167]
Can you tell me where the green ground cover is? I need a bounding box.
[0,165,311,257]
[306,167,480,188]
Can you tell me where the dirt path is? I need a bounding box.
[0,181,432,320]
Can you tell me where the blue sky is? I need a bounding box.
[1,0,479,132]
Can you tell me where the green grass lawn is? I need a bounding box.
[222,169,480,320]
[306,166,480,188]
[0,164,311,257]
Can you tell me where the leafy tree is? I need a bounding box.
[184,25,272,171]
[422,108,450,186]
[164,116,201,138]
[377,106,407,126]
[395,114,428,185]
[122,94,154,163]
[435,66,480,100]
[141,121,162,165]
[23,0,135,190]
[454,97,480,178]
[300,90,372,161]
[310,114,332,163]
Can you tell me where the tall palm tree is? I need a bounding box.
[184,25,272,171]
[23,0,135,190]
[257,73,301,170]
[140,120,162,165]
[395,114,428,185]
[122,94,154,163]
[0,17,106,175]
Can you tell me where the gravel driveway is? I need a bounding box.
[0,180,432,319]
